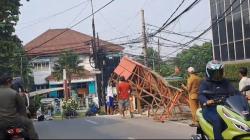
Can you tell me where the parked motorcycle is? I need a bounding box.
[192,89,250,139]
[85,103,99,116]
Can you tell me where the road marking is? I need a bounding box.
[127,137,136,139]
[85,119,98,125]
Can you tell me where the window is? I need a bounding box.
[219,19,227,44]
[235,40,244,60]
[242,1,250,39]
[217,0,226,44]
[225,0,231,15]
[210,0,217,21]
[226,15,234,43]
[245,39,250,58]
[232,0,243,41]
[214,45,221,60]
[229,43,235,60]
[212,24,219,46]
[221,44,228,61]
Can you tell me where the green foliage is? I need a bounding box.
[174,42,213,77]
[0,0,33,90]
[159,62,175,77]
[0,0,21,39]
[224,62,250,81]
[139,47,161,71]
[52,51,84,82]
[62,99,79,116]
[28,95,42,117]
[147,47,161,71]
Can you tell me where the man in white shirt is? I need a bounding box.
[106,82,114,115]
[239,67,250,98]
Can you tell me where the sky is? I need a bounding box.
[16,0,212,58]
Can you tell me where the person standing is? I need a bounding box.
[117,76,132,118]
[239,67,250,98]
[181,67,201,127]
[106,82,114,115]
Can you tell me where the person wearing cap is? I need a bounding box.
[181,67,201,127]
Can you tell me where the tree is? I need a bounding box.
[173,42,213,76]
[140,47,161,71]
[52,51,85,99]
[0,0,33,90]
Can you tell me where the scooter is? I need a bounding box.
[0,126,29,140]
[192,89,250,140]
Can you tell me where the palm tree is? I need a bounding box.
[52,51,85,100]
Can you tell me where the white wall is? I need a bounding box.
[31,55,94,85]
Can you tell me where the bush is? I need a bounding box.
[62,99,79,117]
[224,62,250,81]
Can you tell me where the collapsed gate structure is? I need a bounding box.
[111,56,190,122]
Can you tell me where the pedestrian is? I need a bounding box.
[106,81,114,115]
[239,67,250,98]
[117,76,132,118]
[181,67,201,127]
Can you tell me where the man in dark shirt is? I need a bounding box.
[0,73,38,139]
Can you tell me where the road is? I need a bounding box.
[34,115,195,139]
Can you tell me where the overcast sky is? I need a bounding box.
[16,0,212,58]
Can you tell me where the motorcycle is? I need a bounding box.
[192,88,250,140]
[85,103,99,116]
[0,126,28,140]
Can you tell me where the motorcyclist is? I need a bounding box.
[199,60,238,140]
[0,73,38,139]
[11,77,31,117]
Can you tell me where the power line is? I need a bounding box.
[147,23,211,42]
[67,0,91,27]
[161,0,244,59]
[17,0,90,31]
[159,0,186,30]
[149,0,201,37]
[25,0,115,53]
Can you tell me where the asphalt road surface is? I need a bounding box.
[34,115,195,139]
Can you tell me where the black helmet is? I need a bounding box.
[206,60,224,81]
[0,73,13,85]
[11,77,24,92]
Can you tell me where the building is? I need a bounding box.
[210,0,250,61]
[25,29,123,98]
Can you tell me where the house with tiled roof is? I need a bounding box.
[25,29,123,98]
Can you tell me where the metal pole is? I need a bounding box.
[91,0,97,66]
[141,9,148,67]
[90,0,102,106]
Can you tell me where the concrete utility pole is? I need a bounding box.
[157,39,161,72]
[91,0,97,66]
[90,0,102,106]
[141,9,148,67]
[63,69,68,100]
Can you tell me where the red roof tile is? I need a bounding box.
[24,29,123,56]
